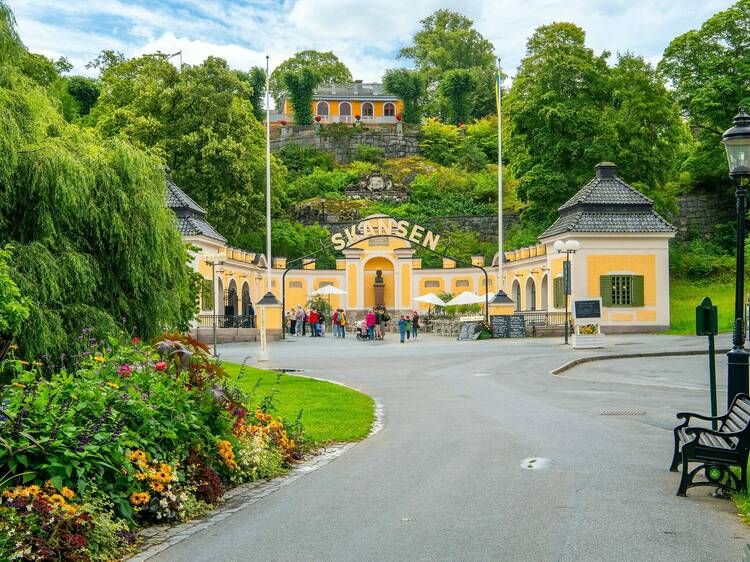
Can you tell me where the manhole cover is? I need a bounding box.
[272,368,306,373]
[600,410,647,416]
[520,457,553,470]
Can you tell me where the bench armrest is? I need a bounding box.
[676,411,727,422]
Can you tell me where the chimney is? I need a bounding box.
[595,162,617,179]
[354,79,363,94]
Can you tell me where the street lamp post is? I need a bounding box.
[722,109,750,406]
[320,196,327,225]
[205,257,224,357]
[554,239,580,345]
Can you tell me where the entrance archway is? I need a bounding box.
[512,279,521,312]
[363,256,395,310]
[226,279,238,317]
[540,275,549,310]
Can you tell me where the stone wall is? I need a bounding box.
[271,125,420,163]
[670,192,735,240]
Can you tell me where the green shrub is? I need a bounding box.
[286,168,356,201]
[670,239,735,280]
[353,144,385,164]
[276,143,334,180]
[0,245,28,338]
[419,119,462,165]
[465,116,498,160]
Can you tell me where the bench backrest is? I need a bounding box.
[720,396,750,445]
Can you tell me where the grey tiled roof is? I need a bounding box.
[542,209,675,237]
[558,176,652,211]
[540,165,676,238]
[165,178,206,216]
[175,216,227,243]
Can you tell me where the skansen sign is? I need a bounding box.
[330,217,441,251]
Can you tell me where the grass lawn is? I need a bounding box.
[223,362,375,446]
[668,279,741,335]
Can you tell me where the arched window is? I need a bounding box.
[383,102,395,117]
[525,277,536,311]
[540,275,549,310]
[512,280,521,312]
[339,102,351,116]
[316,101,329,116]
[362,102,374,117]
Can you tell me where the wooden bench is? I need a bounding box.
[670,393,750,496]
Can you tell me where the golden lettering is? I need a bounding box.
[331,232,345,251]
[423,230,440,251]
[409,224,425,244]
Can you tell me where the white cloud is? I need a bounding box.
[8,0,737,81]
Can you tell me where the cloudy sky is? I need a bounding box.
[9,0,735,79]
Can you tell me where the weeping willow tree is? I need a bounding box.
[0,1,198,359]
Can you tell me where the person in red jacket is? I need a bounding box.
[365,308,376,341]
[309,308,319,337]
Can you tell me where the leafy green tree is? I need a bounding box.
[0,245,29,339]
[0,5,197,358]
[398,9,496,119]
[439,69,476,124]
[66,76,100,116]
[659,0,750,187]
[283,68,320,125]
[238,219,336,269]
[270,50,351,104]
[92,54,285,244]
[382,68,426,124]
[85,49,125,73]
[247,65,267,122]
[276,143,334,180]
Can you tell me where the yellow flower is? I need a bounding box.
[93,356,105,363]
[135,472,147,481]
[18,360,28,366]
[8,344,17,350]
[11,382,25,389]
[107,382,119,389]
[149,481,165,493]
[130,492,150,506]
[61,487,75,499]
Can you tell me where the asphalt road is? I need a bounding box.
[152,333,748,562]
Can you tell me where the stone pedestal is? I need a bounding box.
[374,269,385,307]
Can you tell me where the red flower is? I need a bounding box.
[396,114,402,121]
[280,120,287,126]
[118,364,133,377]
[458,122,464,127]
[132,337,140,345]
[354,114,361,121]
[155,360,168,372]
[314,115,322,122]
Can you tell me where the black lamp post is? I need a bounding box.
[554,239,579,345]
[722,109,750,407]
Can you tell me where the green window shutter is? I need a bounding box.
[553,277,564,308]
[600,275,613,306]
[631,275,644,307]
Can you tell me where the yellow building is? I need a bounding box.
[280,81,404,124]
[172,162,676,340]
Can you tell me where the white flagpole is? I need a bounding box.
[497,58,504,290]
[265,54,272,291]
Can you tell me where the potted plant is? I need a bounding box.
[571,323,605,349]
[314,115,322,123]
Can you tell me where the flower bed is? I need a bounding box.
[0,333,306,560]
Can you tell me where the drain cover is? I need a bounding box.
[600,410,647,416]
[520,457,553,470]
[272,368,306,373]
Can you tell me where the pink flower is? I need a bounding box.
[118,364,133,377]
[132,337,140,345]
[154,361,167,372]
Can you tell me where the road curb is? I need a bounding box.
[128,378,383,561]
[549,348,731,376]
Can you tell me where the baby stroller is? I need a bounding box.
[356,320,370,341]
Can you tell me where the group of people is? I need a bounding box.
[285,305,421,343]
[287,305,326,337]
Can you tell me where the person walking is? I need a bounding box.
[309,308,319,337]
[318,310,326,336]
[339,309,347,339]
[398,315,407,343]
[287,309,296,336]
[332,309,340,337]
[366,308,376,341]
[295,305,305,337]
[405,315,412,340]
[412,310,420,339]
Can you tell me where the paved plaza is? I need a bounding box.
[153,333,747,561]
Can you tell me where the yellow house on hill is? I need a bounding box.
[279,80,404,124]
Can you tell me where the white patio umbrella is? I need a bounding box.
[414,293,447,307]
[311,285,348,297]
[444,291,486,306]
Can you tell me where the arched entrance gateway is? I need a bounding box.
[281,215,491,331]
